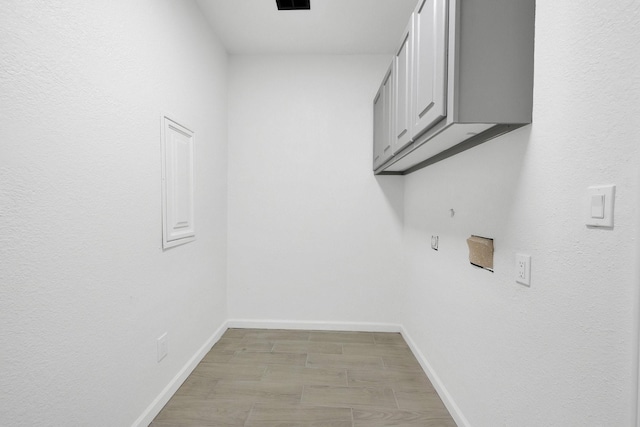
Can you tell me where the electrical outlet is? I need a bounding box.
[157,333,168,362]
[431,235,439,251]
[516,254,531,286]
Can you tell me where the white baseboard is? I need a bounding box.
[227,318,403,333]
[131,321,229,427]
[400,325,470,427]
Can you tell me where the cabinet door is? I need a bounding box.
[412,0,448,138]
[373,64,394,169]
[392,17,414,154]
[373,86,384,169]
[380,64,394,165]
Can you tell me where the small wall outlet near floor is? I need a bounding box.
[516,254,531,286]
[157,333,168,362]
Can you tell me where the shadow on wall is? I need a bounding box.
[375,175,405,224]
[402,125,532,240]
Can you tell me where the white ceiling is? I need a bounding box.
[196,0,417,55]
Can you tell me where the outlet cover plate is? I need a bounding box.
[516,254,531,286]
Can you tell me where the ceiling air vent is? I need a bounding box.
[276,0,310,10]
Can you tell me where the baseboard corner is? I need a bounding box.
[131,320,228,427]
[399,325,471,427]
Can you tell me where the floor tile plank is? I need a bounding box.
[153,396,252,426]
[347,368,432,389]
[172,376,218,398]
[382,354,425,372]
[246,404,352,425]
[394,388,451,415]
[199,350,236,364]
[221,328,257,339]
[210,380,303,404]
[245,422,352,427]
[213,337,274,352]
[353,408,457,426]
[243,329,311,341]
[189,362,266,381]
[307,353,384,370]
[262,365,348,386]
[229,351,307,366]
[309,331,376,344]
[273,340,343,354]
[302,385,397,410]
[373,332,407,346]
[343,343,414,358]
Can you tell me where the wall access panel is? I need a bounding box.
[161,116,195,249]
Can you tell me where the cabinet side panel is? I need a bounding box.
[456,0,535,124]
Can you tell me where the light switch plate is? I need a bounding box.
[586,185,615,228]
[431,235,438,251]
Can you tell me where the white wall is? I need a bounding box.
[0,1,228,425]
[227,55,405,327]
[401,1,640,426]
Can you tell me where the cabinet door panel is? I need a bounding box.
[392,18,414,154]
[373,87,384,169]
[412,0,448,138]
[381,65,394,164]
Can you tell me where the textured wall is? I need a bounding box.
[401,0,640,425]
[0,1,228,425]
[227,55,405,326]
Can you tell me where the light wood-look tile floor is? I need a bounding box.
[150,329,457,427]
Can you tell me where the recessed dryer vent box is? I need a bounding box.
[276,0,310,10]
[467,235,494,271]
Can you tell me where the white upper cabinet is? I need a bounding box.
[392,17,414,154]
[374,0,535,174]
[411,0,448,139]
